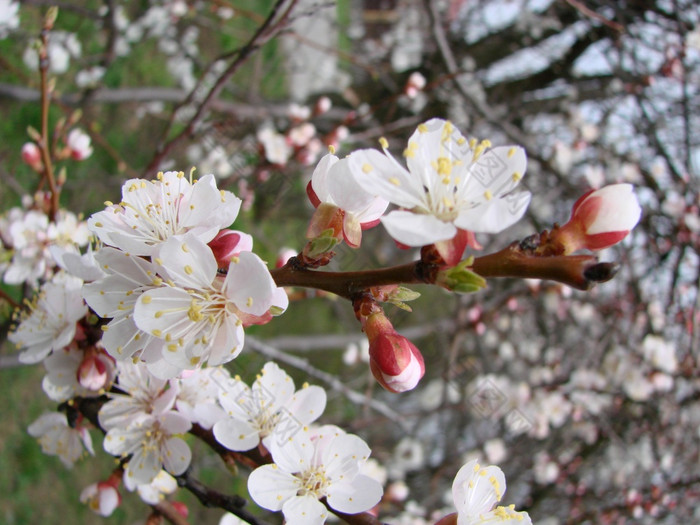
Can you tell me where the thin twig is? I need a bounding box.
[143,0,298,176]
[246,336,411,432]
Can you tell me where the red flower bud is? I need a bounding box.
[364,313,425,393]
[554,184,641,253]
[208,229,253,268]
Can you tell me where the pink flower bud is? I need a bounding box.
[556,184,641,253]
[21,142,43,171]
[208,229,253,268]
[77,353,109,391]
[80,481,121,517]
[171,501,189,518]
[364,313,425,393]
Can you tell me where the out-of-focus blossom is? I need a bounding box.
[65,129,93,160]
[404,71,427,98]
[80,479,121,517]
[258,127,292,166]
[123,469,178,505]
[1,207,89,285]
[23,30,82,74]
[214,362,326,452]
[75,65,106,88]
[21,142,43,171]
[0,0,19,39]
[553,183,642,253]
[248,425,383,525]
[9,272,87,364]
[28,411,94,468]
[349,118,530,247]
[642,334,677,374]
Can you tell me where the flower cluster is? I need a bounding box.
[82,170,288,377]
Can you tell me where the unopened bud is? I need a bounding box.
[554,184,642,253]
[208,229,253,269]
[364,312,425,393]
[21,142,43,171]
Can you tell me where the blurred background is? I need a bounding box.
[0,0,698,523]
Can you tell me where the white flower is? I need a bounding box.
[349,118,530,246]
[450,460,531,525]
[213,362,326,451]
[248,425,383,525]
[0,0,19,39]
[88,170,241,257]
[98,360,177,431]
[103,411,192,485]
[124,469,178,505]
[80,481,121,517]
[133,233,286,372]
[642,335,677,374]
[9,272,87,364]
[308,153,389,247]
[174,366,229,430]
[258,127,292,165]
[66,128,93,160]
[1,207,89,285]
[28,411,94,468]
[23,31,82,74]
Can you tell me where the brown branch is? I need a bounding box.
[142,0,298,176]
[37,9,60,221]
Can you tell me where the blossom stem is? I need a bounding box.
[272,245,617,297]
[38,8,60,222]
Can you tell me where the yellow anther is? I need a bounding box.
[362,163,373,174]
[512,172,522,182]
[436,157,452,176]
[484,190,493,201]
[184,265,193,275]
[379,137,389,149]
[142,296,152,305]
[389,177,401,186]
[328,145,336,154]
[417,123,428,133]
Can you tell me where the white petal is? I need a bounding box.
[311,153,339,203]
[285,385,326,425]
[454,190,531,234]
[326,475,383,514]
[162,436,191,476]
[381,210,457,246]
[348,149,425,209]
[452,460,506,516]
[257,362,295,412]
[156,234,217,289]
[247,465,300,511]
[282,494,329,525]
[224,251,276,316]
[213,418,261,451]
[327,158,388,217]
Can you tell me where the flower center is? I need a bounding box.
[297,466,330,498]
